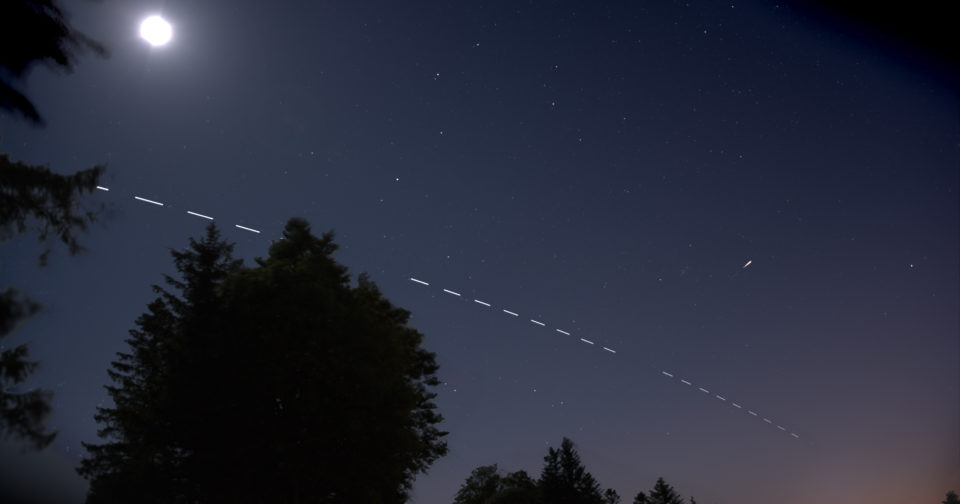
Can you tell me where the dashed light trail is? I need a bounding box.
[95,183,801,440]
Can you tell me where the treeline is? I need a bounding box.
[453,437,695,504]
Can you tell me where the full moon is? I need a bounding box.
[140,16,172,47]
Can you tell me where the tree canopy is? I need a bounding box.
[0,289,52,450]
[78,219,447,503]
[645,477,686,504]
[0,0,107,125]
[0,154,104,450]
[0,0,107,451]
[453,464,538,504]
[539,437,607,504]
[454,464,507,504]
[0,154,105,265]
[453,440,703,504]
[454,437,627,504]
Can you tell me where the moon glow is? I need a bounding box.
[140,16,172,47]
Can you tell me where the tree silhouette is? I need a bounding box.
[492,470,538,504]
[1,154,105,265]
[454,465,539,504]
[454,465,503,504]
[1,0,107,452]
[0,289,51,450]
[452,440,704,504]
[944,491,959,504]
[77,224,241,502]
[79,220,448,503]
[647,477,685,504]
[604,488,622,504]
[0,155,104,450]
[0,0,107,125]
[538,437,606,504]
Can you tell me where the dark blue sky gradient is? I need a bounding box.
[1,1,957,502]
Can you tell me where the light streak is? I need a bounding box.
[235,224,260,234]
[134,196,163,206]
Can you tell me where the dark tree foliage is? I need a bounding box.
[0,289,54,450]
[1,154,105,265]
[453,465,504,504]
[491,470,538,504]
[77,224,240,503]
[453,465,539,504]
[603,488,622,504]
[945,491,959,504]
[453,440,700,504]
[0,154,103,450]
[538,437,606,504]
[79,220,448,503]
[0,0,106,454]
[0,0,107,125]
[647,477,685,504]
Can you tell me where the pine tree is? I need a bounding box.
[1,0,106,453]
[633,492,650,504]
[1,0,107,124]
[648,477,685,504]
[0,154,105,264]
[604,488,622,504]
[1,155,104,450]
[0,289,51,449]
[538,437,606,504]
[77,224,241,502]
[79,219,448,503]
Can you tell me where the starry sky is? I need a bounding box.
[1,1,957,503]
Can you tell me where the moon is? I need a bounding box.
[140,16,172,47]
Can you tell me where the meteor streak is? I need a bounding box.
[730,259,753,279]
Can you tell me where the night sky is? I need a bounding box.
[1,1,957,503]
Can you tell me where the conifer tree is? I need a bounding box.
[604,488,622,504]
[1,0,107,124]
[538,437,605,504]
[1,0,106,447]
[1,154,104,450]
[647,477,685,504]
[79,219,447,503]
[77,224,240,502]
